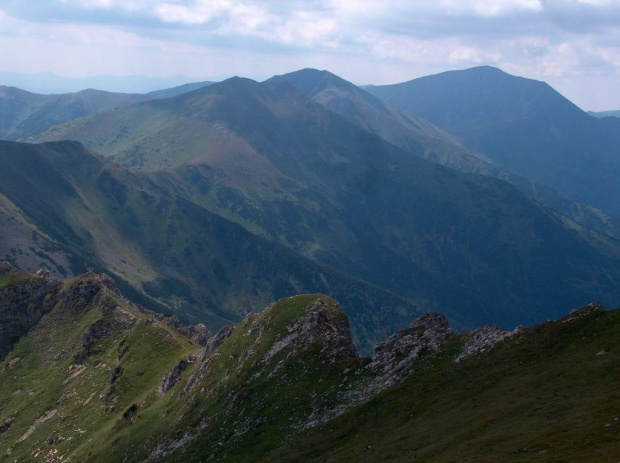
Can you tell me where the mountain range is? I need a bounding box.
[0,71,213,95]
[0,82,213,140]
[3,74,620,352]
[267,68,620,240]
[589,110,620,118]
[2,64,620,461]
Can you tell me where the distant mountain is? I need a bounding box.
[267,69,620,240]
[0,86,147,139]
[266,69,479,168]
[0,82,213,140]
[146,80,214,99]
[20,78,620,335]
[588,110,620,118]
[1,263,619,461]
[366,66,620,218]
[0,71,208,94]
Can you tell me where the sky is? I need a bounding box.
[1,0,620,110]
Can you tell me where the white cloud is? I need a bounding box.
[437,0,543,16]
[576,0,611,5]
[1,0,620,108]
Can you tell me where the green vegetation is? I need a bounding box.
[0,140,425,353]
[0,270,30,289]
[0,82,212,141]
[269,308,620,462]
[0,272,196,462]
[2,269,619,462]
[2,68,620,462]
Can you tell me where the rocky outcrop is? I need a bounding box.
[157,357,194,396]
[564,301,605,321]
[0,417,12,435]
[0,262,145,364]
[160,315,211,346]
[297,298,358,358]
[56,271,120,318]
[0,262,61,359]
[44,273,137,363]
[454,325,517,362]
[181,325,234,394]
[205,325,234,355]
[73,306,136,363]
[334,312,454,404]
[0,261,16,275]
[368,312,451,373]
[262,298,358,364]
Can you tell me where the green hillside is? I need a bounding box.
[272,302,620,463]
[0,264,197,461]
[0,86,151,140]
[0,82,214,141]
[1,265,618,462]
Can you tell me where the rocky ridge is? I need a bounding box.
[0,261,209,362]
[1,264,614,462]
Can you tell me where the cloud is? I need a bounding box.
[0,0,619,109]
[436,0,543,16]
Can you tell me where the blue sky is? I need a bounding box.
[1,0,620,110]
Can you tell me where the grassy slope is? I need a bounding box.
[2,269,619,462]
[269,306,620,462]
[0,273,197,462]
[0,192,77,277]
[0,86,155,141]
[76,294,367,462]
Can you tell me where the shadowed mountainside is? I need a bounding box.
[268,68,620,240]
[19,77,620,334]
[365,66,620,218]
[0,140,430,351]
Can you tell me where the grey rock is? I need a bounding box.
[158,357,193,396]
[455,325,511,362]
[0,261,61,359]
[205,326,234,355]
[368,312,451,373]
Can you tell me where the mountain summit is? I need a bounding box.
[366,66,620,217]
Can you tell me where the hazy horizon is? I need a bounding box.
[1,1,620,111]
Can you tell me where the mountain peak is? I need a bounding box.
[271,68,336,80]
[256,294,358,360]
[266,68,355,98]
[462,64,505,74]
